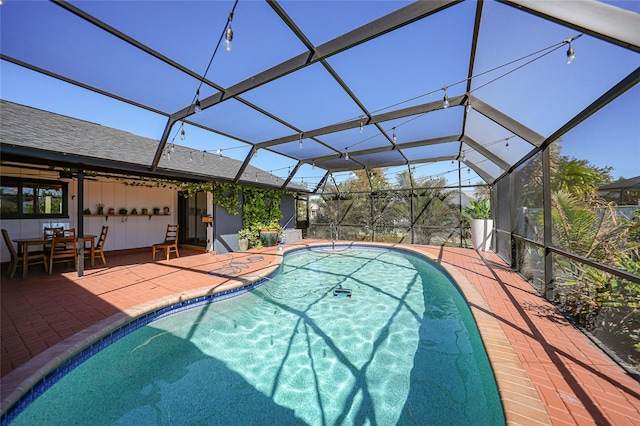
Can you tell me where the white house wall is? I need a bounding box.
[82,178,177,253]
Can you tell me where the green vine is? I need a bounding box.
[69,170,291,221]
[242,186,284,227]
[177,181,242,215]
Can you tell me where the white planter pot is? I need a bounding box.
[238,238,249,251]
[470,219,493,251]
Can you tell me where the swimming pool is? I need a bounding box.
[8,245,504,425]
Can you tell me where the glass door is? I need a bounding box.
[178,191,207,247]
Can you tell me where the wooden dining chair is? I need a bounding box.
[43,226,64,239]
[86,225,109,266]
[46,235,77,274]
[2,229,47,278]
[152,224,179,260]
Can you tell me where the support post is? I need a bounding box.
[77,169,85,277]
[543,147,553,299]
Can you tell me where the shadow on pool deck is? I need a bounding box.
[1,241,639,424]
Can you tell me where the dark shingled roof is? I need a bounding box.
[0,100,304,191]
[598,176,640,191]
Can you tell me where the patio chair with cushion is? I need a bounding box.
[46,235,77,274]
[2,229,47,278]
[152,224,179,261]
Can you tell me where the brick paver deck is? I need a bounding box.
[1,242,639,424]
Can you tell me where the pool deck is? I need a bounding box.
[1,240,639,424]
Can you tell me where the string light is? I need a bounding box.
[194,89,202,114]
[180,125,185,141]
[442,86,449,109]
[392,127,397,142]
[359,116,364,133]
[203,150,206,158]
[345,149,349,161]
[505,140,510,150]
[189,152,193,162]
[451,159,455,167]
[312,160,316,170]
[299,133,303,149]
[225,11,234,52]
[465,99,471,113]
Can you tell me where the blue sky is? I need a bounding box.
[1,0,638,187]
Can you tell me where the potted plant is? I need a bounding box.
[83,208,91,215]
[259,221,282,247]
[464,198,493,251]
[237,228,253,251]
[163,206,170,215]
[96,203,104,215]
[130,208,138,215]
[152,207,160,215]
[141,208,148,215]
[118,208,128,215]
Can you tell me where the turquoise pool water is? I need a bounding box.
[11,246,504,425]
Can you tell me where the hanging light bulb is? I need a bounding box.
[253,149,258,157]
[451,159,455,167]
[359,116,364,133]
[203,150,206,158]
[180,125,185,141]
[312,160,316,170]
[411,165,416,173]
[345,150,349,161]
[189,152,193,162]
[467,168,471,174]
[171,143,175,153]
[194,90,202,114]
[299,133,303,149]
[505,139,510,150]
[465,99,471,113]
[461,152,466,162]
[442,87,449,109]
[225,26,233,52]
[167,150,171,161]
[392,127,397,142]
[566,43,575,64]
[301,177,304,184]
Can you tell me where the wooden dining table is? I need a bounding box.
[14,235,97,277]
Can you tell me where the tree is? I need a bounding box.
[552,155,612,199]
